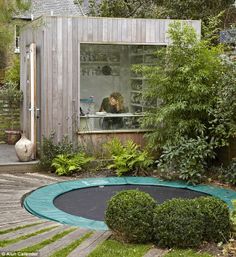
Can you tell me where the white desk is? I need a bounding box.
[79,113,144,131]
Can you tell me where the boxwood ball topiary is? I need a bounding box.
[153,198,204,248]
[105,189,157,243]
[194,196,231,243]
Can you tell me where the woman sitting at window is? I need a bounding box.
[99,92,125,129]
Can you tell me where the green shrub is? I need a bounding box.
[51,153,94,176]
[39,133,76,170]
[194,196,231,243]
[105,190,156,243]
[105,138,154,176]
[0,82,23,103]
[137,22,236,184]
[231,200,236,233]
[218,159,236,186]
[153,199,204,248]
[157,137,215,184]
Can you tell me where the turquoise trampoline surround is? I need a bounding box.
[24,177,236,230]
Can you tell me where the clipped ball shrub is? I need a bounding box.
[194,196,231,243]
[153,198,204,248]
[105,189,157,243]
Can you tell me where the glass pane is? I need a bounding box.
[80,44,163,131]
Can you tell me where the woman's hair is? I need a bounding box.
[110,92,124,111]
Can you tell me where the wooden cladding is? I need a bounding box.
[20,16,201,144]
[40,16,201,45]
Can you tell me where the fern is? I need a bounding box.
[51,153,94,176]
[106,138,153,176]
[103,137,124,157]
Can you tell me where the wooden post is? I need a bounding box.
[29,43,37,159]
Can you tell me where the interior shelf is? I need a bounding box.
[129,45,158,113]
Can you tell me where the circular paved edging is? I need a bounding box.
[24,177,236,230]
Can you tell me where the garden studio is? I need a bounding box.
[20,16,201,152]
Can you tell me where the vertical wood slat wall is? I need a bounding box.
[20,16,201,143]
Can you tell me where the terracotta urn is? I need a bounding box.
[5,130,21,145]
[15,134,34,162]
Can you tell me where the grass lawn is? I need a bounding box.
[88,239,152,257]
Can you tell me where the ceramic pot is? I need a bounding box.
[15,134,34,162]
[5,130,21,145]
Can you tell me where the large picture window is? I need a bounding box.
[79,44,161,131]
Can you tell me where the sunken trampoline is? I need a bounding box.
[24,177,236,230]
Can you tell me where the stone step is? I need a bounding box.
[67,231,112,257]
[0,161,39,173]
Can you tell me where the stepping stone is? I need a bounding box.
[143,248,169,257]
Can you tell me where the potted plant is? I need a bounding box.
[0,82,23,144]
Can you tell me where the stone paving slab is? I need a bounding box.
[0,144,39,172]
[0,144,19,163]
[143,248,169,257]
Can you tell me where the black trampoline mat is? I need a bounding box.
[53,184,208,221]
